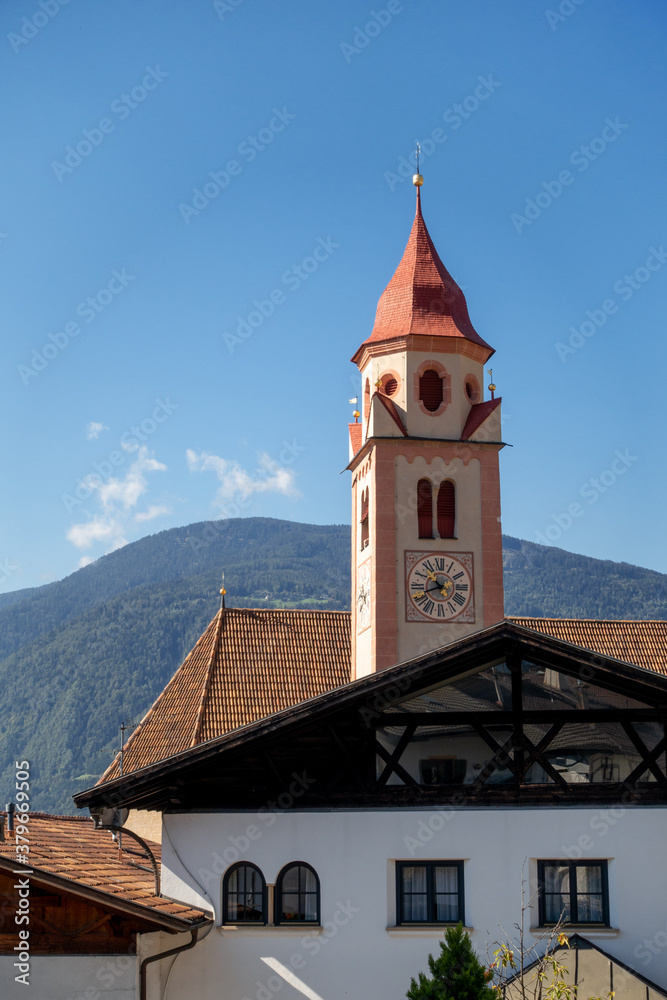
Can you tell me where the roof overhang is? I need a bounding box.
[0,856,211,933]
[75,619,667,813]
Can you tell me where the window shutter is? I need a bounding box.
[419,369,443,412]
[417,479,433,538]
[437,481,455,538]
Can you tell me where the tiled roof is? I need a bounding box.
[352,189,494,361]
[101,608,351,780]
[96,611,666,785]
[348,421,363,457]
[461,397,502,439]
[510,618,667,676]
[375,391,408,436]
[0,813,207,927]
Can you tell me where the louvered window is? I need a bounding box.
[383,376,398,396]
[437,481,456,538]
[360,488,369,549]
[419,369,443,412]
[417,479,433,539]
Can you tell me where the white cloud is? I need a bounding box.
[186,448,299,509]
[67,515,120,550]
[135,504,170,523]
[86,421,109,440]
[96,449,166,511]
[78,555,95,568]
[66,446,167,553]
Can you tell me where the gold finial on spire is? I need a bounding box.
[487,369,496,400]
[413,142,424,187]
[219,571,226,610]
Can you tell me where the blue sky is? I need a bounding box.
[2,0,666,593]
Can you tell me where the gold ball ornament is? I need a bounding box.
[488,383,496,393]
[413,173,424,187]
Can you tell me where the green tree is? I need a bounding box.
[407,922,496,1000]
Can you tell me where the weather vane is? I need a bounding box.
[413,142,423,187]
[487,369,496,400]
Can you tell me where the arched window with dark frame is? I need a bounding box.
[419,369,443,412]
[275,862,320,924]
[437,481,456,538]
[417,479,433,539]
[223,862,267,924]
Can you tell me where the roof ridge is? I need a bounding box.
[96,608,224,784]
[190,607,225,747]
[1,811,92,822]
[509,616,667,624]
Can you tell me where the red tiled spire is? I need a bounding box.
[353,188,493,362]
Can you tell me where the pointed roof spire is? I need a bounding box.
[352,180,494,365]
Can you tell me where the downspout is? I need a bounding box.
[139,921,209,1000]
[93,823,161,896]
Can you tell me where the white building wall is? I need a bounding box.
[0,954,135,1000]
[160,807,667,1000]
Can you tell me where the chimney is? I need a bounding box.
[5,802,14,834]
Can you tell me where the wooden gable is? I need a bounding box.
[75,622,667,814]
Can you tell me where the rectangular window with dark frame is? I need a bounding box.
[538,860,609,926]
[396,861,464,925]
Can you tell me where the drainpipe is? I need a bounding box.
[139,922,208,1000]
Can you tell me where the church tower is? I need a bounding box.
[349,178,505,678]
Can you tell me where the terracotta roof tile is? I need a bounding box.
[509,618,667,676]
[348,422,363,457]
[352,190,494,363]
[461,397,502,439]
[0,813,207,925]
[101,608,351,780]
[97,611,667,784]
[375,391,408,436]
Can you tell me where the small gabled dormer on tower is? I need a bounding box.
[349,176,505,678]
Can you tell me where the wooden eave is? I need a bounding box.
[74,621,667,813]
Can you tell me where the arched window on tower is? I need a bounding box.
[437,481,456,538]
[364,379,371,423]
[417,479,433,539]
[419,369,443,412]
[360,487,369,549]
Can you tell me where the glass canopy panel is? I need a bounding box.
[521,661,652,711]
[530,721,662,784]
[383,664,512,714]
[377,724,515,786]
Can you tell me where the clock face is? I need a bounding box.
[405,551,474,623]
[357,562,371,632]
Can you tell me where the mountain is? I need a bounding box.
[0,517,665,815]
